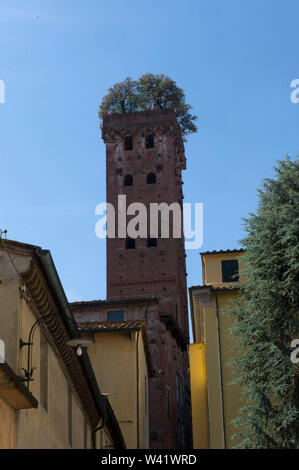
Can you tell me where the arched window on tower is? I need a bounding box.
[124,174,133,186]
[146,172,156,184]
[145,135,154,149]
[124,136,133,151]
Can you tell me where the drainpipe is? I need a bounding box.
[144,296,158,321]
[215,291,226,449]
[92,418,105,449]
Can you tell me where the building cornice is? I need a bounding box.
[22,259,100,428]
[0,362,38,410]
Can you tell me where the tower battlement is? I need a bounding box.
[103,108,177,130]
[102,109,186,170]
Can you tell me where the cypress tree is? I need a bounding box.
[230,157,299,448]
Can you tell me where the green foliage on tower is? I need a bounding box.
[99,74,198,140]
[230,157,299,448]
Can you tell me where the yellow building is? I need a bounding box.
[73,310,153,449]
[0,239,125,449]
[189,249,245,449]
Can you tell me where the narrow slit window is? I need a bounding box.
[126,238,136,249]
[147,237,157,247]
[124,174,133,186]
[145,135,154,149]
[83,421,88,449]
[124,136,133,151]
[147,172,156,184]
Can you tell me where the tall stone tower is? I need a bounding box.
[102,109,192,449]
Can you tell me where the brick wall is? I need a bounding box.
[82,109,192,448]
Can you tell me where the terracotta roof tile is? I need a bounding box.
[78,320,154,377]
[200,248,245,256]
[71,296,158,308]
[189,284,240,292]
[78,320,146,332]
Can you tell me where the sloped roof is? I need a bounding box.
[200,248,245,256]
[78,320,154,376]
[78,320,146,331]
[71,297,158,308]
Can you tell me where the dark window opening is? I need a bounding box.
[124,136,133,151]
[147,172,156,184]
[108,311,124,321]
[126,238,136,249]
[147,237,157,247]
[83,421,88,449]
[221,259,239,282]
[145,135,154,149]
[124,174,133,186]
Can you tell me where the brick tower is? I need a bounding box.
[102,109,192,449]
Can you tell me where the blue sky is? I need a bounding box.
[0,0,298,303]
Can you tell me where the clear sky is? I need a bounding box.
[0,0,298,303]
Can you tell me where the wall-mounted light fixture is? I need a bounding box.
[19,313,91,389]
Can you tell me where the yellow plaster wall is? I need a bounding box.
[0,276,93,449]
[216,290,243,448]
[137,330,149,449]
[201,291,244,448]
[203,296,225,448]
[202,252,242,287]
[0,277,20,371]
[190,251,245,449]
[86,330,149,449]
[16,298,91,448]
[189,343,209,449]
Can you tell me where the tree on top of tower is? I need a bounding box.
[99,74,198,140]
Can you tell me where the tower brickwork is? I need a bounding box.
[102,109,192,449]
